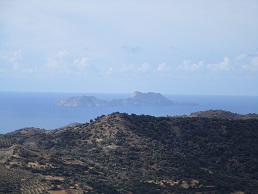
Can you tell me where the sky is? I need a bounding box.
[0,0,258,95]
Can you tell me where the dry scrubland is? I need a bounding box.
[0,110,258,193]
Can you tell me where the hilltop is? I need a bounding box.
[55,91,198,106]
[0,110,258,193]
[189,109,258,119]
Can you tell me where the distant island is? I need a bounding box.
[54,91,198,107]
[54,95,107,107]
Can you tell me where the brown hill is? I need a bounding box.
[0,111,258,193]
[189,109,258,119]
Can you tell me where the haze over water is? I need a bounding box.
[1,1,257,134]
[0,92,257,134]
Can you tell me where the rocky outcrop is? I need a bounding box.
[110,91,177,106]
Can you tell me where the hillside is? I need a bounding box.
[0,111,258,193]
[189,110,258,119]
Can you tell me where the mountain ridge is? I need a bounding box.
[188,109,258,119]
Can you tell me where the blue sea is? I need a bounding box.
[0,92,257,134]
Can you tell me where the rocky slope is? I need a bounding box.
[0,111,258,193]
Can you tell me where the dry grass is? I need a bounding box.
[44,175,65,181]
[49,189,83,194]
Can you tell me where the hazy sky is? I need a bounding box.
[0,0,257,95]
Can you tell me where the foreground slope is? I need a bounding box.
[0,111,258,193]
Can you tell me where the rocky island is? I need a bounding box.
[54,91,198,107]
[54,95,108,107]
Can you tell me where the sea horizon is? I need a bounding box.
[1,91,258,134]
[1,90,258,96]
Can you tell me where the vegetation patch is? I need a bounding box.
[0,110,258,193]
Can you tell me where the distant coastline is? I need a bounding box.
[54,91,198,107]
[1,92,257,133]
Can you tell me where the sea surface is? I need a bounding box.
[0,92,257,134]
